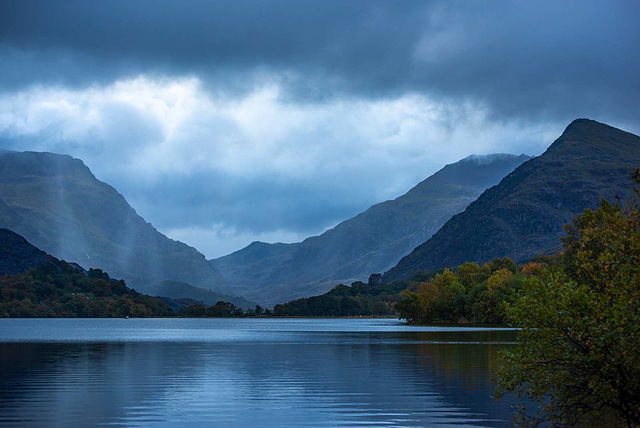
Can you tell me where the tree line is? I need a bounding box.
[0,264,172,318]
[271,281,406,317]
[393,256,553,324]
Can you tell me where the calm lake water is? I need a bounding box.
[0,318,520,427]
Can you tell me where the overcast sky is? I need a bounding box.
[1,1,639,258]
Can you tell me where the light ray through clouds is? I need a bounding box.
[2,1,639,257]
[0,75,564,257]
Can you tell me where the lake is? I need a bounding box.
[0,318,520,427]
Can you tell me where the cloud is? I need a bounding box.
[0,75,574,257]
[1,1,639,257]
[1,1,639,125]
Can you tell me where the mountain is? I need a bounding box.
[0,227,58,275]
[212,153,530,305]
[271,280,408,317]
[139,280,258,309]
[383,119,640,282]
[0,151,228,296]
[0,227,174,318]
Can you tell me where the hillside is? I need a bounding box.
[0,151,228,296]
[138,280,258,309]
[383,119,640,282]
[213,153,529,305]
[272,280,409,317]
[0,228,56,275]
[0,228,173,318]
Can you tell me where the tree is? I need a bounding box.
[394,290,422,323]
[417,269,456,321]
[457,262,488,288]
[88,268,109,280]
[497,194,640,426]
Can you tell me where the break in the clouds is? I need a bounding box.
[0,1,639,257]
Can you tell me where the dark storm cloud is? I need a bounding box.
[2,0,639,124]
[0,0,424,95]
[1,0,639,257]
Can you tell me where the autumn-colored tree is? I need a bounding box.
[520,262,545,278]
[497,195,640,426]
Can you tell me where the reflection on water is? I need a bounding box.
[0,319,519,427]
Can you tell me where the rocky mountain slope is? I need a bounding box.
[0,151,228,296]
[213,153,530,305]
[383,119,640,282]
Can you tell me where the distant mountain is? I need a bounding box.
[383,119,640,282]
[0,151,228,295]
[155,296,206,313]
[212,153,530,305]
[0,228,58,275]
[139,280,258,309]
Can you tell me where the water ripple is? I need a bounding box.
[0,319,519,427]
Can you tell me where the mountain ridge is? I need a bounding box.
[0,150,229,297]
[383,119,640,282]
[213,153,530,305]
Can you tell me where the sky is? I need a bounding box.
[1,1,639,258]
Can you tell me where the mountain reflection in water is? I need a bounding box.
[0,319,519,427]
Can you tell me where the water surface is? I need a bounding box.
[0,318,519,427]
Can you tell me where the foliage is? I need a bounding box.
[393,289,422,323]
[497,195,640,426]
[0,263,173,318]
[272,281,407,317]
[179,301,245,317]
[395,258,528,324]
